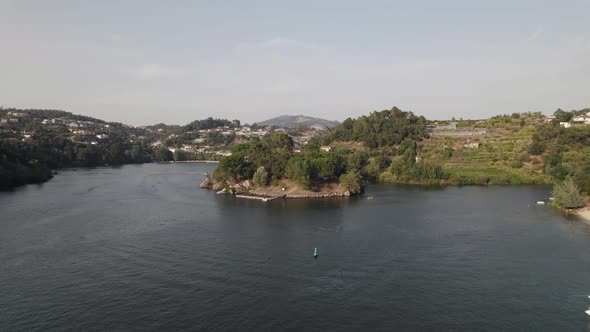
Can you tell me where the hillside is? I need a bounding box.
[0,109,248,188]
[255,115,339,129]
[205,107,431,197]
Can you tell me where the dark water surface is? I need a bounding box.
[2,163,590,331]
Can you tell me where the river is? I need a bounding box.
[2,163,590,331]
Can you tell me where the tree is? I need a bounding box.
[552,177,585,209]
[253,166,269,187]
[285,157,311,188]
[108,143,125,164]
[574,158,590,193]
[553,108,573,122]
[326,107,428,148]
[346,150,367,172]
[528,135,545,155]
[339,171,362,194]
[154,148,173,161]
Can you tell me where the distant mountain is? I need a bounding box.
[256,115,340,130]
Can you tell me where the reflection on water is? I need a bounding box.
[1,163,590,331]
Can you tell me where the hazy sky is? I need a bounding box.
[1,1,589,125]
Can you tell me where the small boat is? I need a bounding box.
[367,196,375,200]
[313,248,318,258]
[536,201,545,205]
[586,307,590,316]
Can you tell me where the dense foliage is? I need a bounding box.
[379,139,448,184]
[0,138,152,189]
[214,133,365,191]
[184,117,240,131]
[552,178,585,209]
[0,108,247,188]
[213,107,440,191]
[327,107,428,148]
[531,120,590,193]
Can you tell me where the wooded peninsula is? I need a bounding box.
[2,106,590,212]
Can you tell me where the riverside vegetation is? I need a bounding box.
[0,108,258,188]
[207,107,590,208]
[3,106,590,209]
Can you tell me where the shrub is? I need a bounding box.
[510,160,524,169]
[528,140,545,155]
[253,166,269,187]
[552,178,585,209]
[339,171,362,194]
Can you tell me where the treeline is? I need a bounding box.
[213,108,435,192]
[375,139,448,184]
[326,107,428,148]
[184,117,241,131]
[152,148,223,162]
[0,107,106,123]
[0,138,152,189]
[214,133,365,193]
[529,115,590,208]
[550,108,590,123]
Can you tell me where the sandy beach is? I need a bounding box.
[575,207,590,223]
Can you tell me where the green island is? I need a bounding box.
[2,105,590,218]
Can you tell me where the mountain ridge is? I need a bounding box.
[255,115,340,129]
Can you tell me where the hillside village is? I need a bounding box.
[2,108,590,162]
[0,107,330,161]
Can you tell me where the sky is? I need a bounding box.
[0,0,589,125]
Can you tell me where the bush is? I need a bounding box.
[552,178,585,209]
[285,157,312,188]
[253,166,269,187]
[528,140,545,155]
[378,171,396,183]
[339,171,362,194]
[510,160,524,169]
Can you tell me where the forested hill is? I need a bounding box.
[0,109,243,189]
[211,107,433,195]
[326,107,428,148]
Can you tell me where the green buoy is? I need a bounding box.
[313,247,318,258]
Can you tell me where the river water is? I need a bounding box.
[2,163,590,331]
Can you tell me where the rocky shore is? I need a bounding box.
[200,174,351,200]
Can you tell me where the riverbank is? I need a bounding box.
[576,208,590,222]
[157,160,219,164]
[201,176,351,200]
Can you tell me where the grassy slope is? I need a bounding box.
[419,115,549,185]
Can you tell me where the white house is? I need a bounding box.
[573,115,590,124]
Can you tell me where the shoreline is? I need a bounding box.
[235,191,350,201]
[158,160,219,164]
[574,207,590,223]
